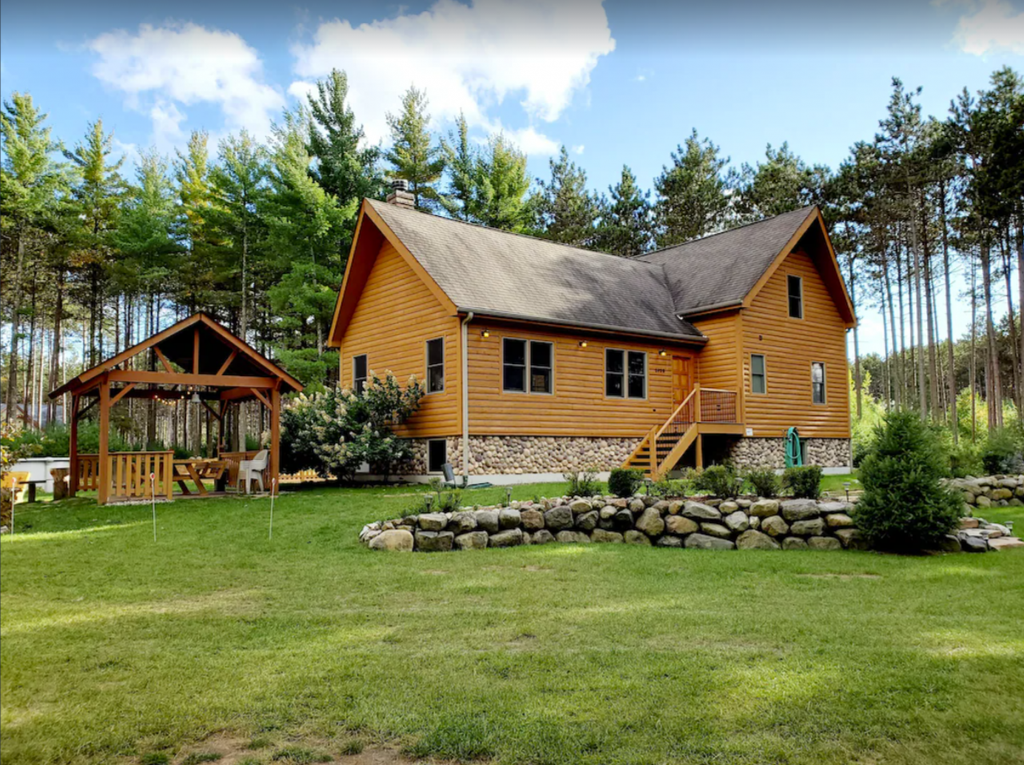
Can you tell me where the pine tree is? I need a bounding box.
[439,113,476,221]
[653,129,735,247]
[174,131,218,315]
[385,87,444,211]
[471,133,531,232]
[736,142,828,221]
[529,145,600,248]
[594,165,652,257]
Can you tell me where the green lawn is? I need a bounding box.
[2,483,1023,765]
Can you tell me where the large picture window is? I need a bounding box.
[811,361,826,404]
[353,354,368,394]
[751,354,766,394]
[606,349,647,399]
[426,338,445,394]
[502,338,553,394]
[788,275,803,319]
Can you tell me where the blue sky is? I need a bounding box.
[2,0,1022,356]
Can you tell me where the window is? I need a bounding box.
[502,338,527,392]
[606,349,647,399]
[811,361,826,404]
[751,354,766,394]
[788,275,803,319]
[426,338,444,394]
[427,439,447,473]
[502,338,554,394]
[353,354,368,394]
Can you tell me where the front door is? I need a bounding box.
[672,355,692,406]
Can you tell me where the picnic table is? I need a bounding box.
[22,479,46,503]
[171,459,229,496]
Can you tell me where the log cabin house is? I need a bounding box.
[328,186,856,483]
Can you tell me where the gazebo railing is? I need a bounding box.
[78,451,174,501]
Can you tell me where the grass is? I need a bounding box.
[2,481,1023,765]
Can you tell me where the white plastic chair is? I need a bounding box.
[237,450,269,494]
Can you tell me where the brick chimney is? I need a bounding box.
[386,178,415,209]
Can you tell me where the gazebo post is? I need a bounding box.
[69,393,80,496]
[270,386,281,489]
[97,377,110,505]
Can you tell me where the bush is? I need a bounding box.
[854,409,963,551]
[743,466,780,498]
[649,475,686,498]
[608,468,643,498]
[948,439,982,478]
[782,465,822,499]
[692,464,737,498]
[564,467,600,497]
[980,428,1023,475]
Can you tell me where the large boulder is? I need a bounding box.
[369,529,414,552]
[782,537,808,550]
[682,501,721,520]
[624,530,652,545]
[556,530,591,544]
[959,534,989,552]
[684,533,735,550]
[667,500,685,515]
[825,513,854,529]
[448,512,478,534]
[576,510,600,532]
[781,499,820,522]
[415,530,454,552]
[636,507,666,537]
[570,499,593,515]
[529,529,556,545]
[628,498,646,513]
[418,513,448,531]
[700,522,733,539]
[931,534,962,553]
[665,516,699,535]
[808,536,842,551]
[736,529,780,550]
[544,506,574,532]
[591,529,624,543]
[498,507,521,529]
[599,505,618,521]
[723,510,750,533]
[656,535,683,548]
[454,531,489,550]
[475,510,500,534]
[489,528,525,548]
[614,509,636,530]
[750,499,780,518]
[790,518,826,537]
[520,509,545,530]
[835,528,869,550]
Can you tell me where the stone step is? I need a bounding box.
[989,537,1024,551]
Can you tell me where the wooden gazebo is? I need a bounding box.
[50,313,303,504]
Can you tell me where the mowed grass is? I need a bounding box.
[2,483,1023,765]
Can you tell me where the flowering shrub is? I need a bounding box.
[280,370,424,484]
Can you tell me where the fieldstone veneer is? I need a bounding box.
[403,436,637,476]
[728,437,850,470]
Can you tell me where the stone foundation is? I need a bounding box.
[726,437,850,470]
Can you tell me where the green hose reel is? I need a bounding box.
[784,427,802,468]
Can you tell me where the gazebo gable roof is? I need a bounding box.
[51,313,303,398]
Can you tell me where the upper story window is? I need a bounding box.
[353,354,368,394]
[751,353,767,394]
[788,275,803,319]
[426,338,445,394]
[606,349,647,399]
[811,361,826,404]
[502,338,554,394]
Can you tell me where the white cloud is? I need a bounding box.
[290,0,614,147]
[87,22,285,146]
[949,0,1024,55]
[572,144,585,155]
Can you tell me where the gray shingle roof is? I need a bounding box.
[636,206,816,315]
[368,199,704,341]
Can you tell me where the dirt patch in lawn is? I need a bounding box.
[160,733,453,765]
[795,573,882,580]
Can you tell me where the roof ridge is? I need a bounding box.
[367,198,667,272]
[636,205,817,261]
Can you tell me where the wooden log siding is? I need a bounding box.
[740,249,850,438]
[691,311,742,392]
[338,240,461,438]
[466,322,696,437]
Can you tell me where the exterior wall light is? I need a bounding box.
[659,349,667,356]
[578,341,588,348]
[481,329,490,338]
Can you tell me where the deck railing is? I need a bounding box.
[698,388,739,424]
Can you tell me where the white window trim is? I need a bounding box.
[605,348,648,400]
[352,354,368,393]
[751,353,767,395]
[426,438,447,474]
[501,337,555,395]
[425,337,445,395]
[788,275,804,320]
[811,361,826,405]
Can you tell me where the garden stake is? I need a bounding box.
[269,478,277,540]
[150,473,157,542]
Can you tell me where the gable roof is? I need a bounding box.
[333,199,705,342]
[51,313,303,398]
[637,206,819,316]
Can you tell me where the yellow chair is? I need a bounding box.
[1,471,30,503]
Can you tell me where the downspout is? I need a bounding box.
[460,312,474,485]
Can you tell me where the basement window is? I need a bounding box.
[812,361,826,404]
[426,338,445,394]
[427,439,447,473]
[353,354,368,394]
[788,275,803,319]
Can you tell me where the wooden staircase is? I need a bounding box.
[622,385,740,479]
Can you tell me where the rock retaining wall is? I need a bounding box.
[360,494,869,552]
[947,474,1024,510]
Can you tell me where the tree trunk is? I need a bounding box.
[939,180,957,441]
[980,238,1001,431]
[5,230,26,423]
[1001,230,1021,417]
[922,206,939,422]
[910,197,927,420]
[971,253,978,441]
[46,273,64,426]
